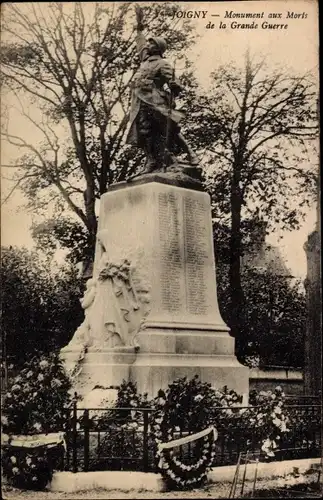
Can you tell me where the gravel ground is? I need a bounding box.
[2,475,320,500]
[2,483,230,499]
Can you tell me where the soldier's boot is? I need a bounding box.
[176,133,199,165]
[142,137,158,173]
[164,149,181,172]
[153,138,177,171]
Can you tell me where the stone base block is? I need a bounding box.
[64,349,137,399]
[130,353,249,404]
[64,347,248,404]
[137,328,235,355]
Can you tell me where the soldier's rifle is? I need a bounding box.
[164,60,176,171]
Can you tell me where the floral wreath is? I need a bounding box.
[151,409,218,489]
[98,259,131,282]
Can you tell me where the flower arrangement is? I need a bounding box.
[1,441,64,490]
[148,378,292,489]
[149,376,227,490]
[1,353,71,490]
[2,352,71,435]
[248,386,291,457]
[2,448,53,490]
[150,376,242,436]
[116,380,150,412]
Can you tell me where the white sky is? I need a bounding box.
[1,0,320,277]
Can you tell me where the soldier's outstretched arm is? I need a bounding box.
[134,5,148,61]
[135,5,144,31]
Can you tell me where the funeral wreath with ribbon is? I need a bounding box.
[151,410,218,489]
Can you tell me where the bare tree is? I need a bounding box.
[1,2,195,257]
[184,52,318,356]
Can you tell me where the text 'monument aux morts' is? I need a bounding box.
[170,9,308,31]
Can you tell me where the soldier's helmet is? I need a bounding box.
[148,36,167,55]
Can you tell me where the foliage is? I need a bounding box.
[101,380,292,463]
[147,378,294,459]
[216,265,306,367]
[183,54,318,356]
[87,423,146,472]
[147,378,294,489]
[2,353,71,435]
[1,4,318,365]
[1,2,195,259]
[187,58,318,231]
[84,381,150,431]
[281,404,321,459]
[0,246,83,365]
[31,217,94,265]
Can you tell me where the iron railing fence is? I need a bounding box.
[284,395,321,405]
[62,403,321,473]
[63,405,154,473]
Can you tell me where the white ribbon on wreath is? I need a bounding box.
[157,426,218,452]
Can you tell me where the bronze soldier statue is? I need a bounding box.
[126,6,199,175]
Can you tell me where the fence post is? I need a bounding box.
[143,410,149,472]
[72,398,78,473]
[64,407,70,471]
[84,409,90,472]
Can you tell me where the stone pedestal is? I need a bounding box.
[63,174,249,403]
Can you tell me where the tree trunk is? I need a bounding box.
[229,62,250,361]
[66,113,98,265]
[83,182,98,261]
[229,169,245,360]
[99,125,109,196]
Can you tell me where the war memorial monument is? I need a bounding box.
[61,6,249,405]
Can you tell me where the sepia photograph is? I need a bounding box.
[0,0,321,498]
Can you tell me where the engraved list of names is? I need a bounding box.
[157,189,214,320]
[158,192,183,313]
[184,195,210,316]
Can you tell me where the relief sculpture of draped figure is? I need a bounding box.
[91,254,144,349]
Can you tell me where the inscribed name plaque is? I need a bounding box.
[184,195,210,316]
[158,191,185,315]
[152,184,224,328]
